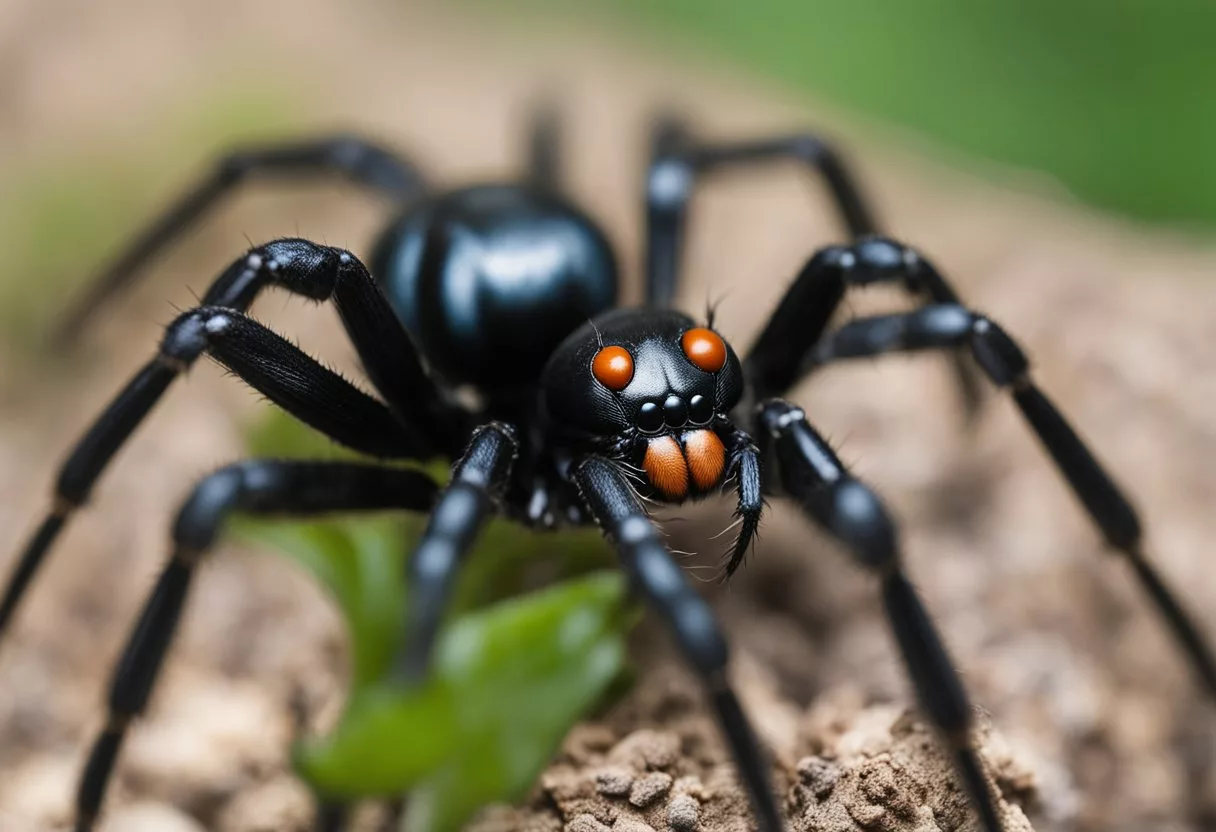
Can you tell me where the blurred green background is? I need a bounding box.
[517,0,1216,230]
[5,1,1215,346]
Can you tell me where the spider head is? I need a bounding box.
[541,308,744,500]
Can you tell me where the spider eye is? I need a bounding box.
[681,328,727,373]
[591,345,634,390]
[688,394,713,425]
[637,401,665,433]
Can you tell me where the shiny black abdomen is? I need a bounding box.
[370,184,619,391]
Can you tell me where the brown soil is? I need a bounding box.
[1,3,1215,832]
[467,664,1035,832]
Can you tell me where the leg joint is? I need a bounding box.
[258,238,341,299]
[787,133,829,163]
[848,236,910,282]
[171,464,249,552]
[823,478,901,572]
[646,157,695,212]
[215,152,253,183]
[969,315,1030,386]
[160,306,237,363]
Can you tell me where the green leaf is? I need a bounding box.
[407,574,628,832]
[297,572,629,830]
[232,514,415,687]
[294,682,459,794]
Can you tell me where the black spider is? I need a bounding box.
[3,105,1214,832]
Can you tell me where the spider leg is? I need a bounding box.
[807,301,1216,698]
[73,460,439,832]
[526,98,562,192]
[391,422,519,683]
[54,136,427,344]
[314,425,517,832]
[4,239,458,639]
[744,237,984,410]
[573,457,784,832]
[644,124,877,308]
[755,399,1004,832]
[722,426,763,577]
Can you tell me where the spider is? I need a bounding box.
[3,104,1213,832]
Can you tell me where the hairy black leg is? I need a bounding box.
[644,128,877,308]
[745,237,983,410]
[722,426,763,577]
[574,457,784,832]
[756,398,1004,832]
[199,238,452,451]
[392,423,519,683]
[178,308,429,456]
[270,240,457,452]
[527,99,561,192]
[3,239,459,638]
[0,308,424,637]
[73,460,439,832]
[55,136,427,342]
[807,302,1216,698]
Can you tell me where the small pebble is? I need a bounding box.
[796,756,840,798]
[566,814,611,832]
[629,771,673,808]
[595,766,635,797]
[668,793,700,832]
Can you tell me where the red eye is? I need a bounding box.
[681,328,727,373]
[592,345,634,390]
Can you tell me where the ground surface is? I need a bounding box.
[0,2,1215,831]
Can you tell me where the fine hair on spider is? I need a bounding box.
[3,102,1215,832]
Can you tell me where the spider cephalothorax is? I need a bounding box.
[3,107,1213,832]
[542,309,745,503]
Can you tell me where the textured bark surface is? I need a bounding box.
[1,3,1215,831]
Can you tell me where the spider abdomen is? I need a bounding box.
[370,183,618,391]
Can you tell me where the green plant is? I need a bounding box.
[236,410,632,832]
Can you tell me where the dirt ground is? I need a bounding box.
[1,2,1215,831]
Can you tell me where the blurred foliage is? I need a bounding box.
[237,409,628,831]
[0,85,302,346]
[296,573,629,832]
[504,0,1216,231]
